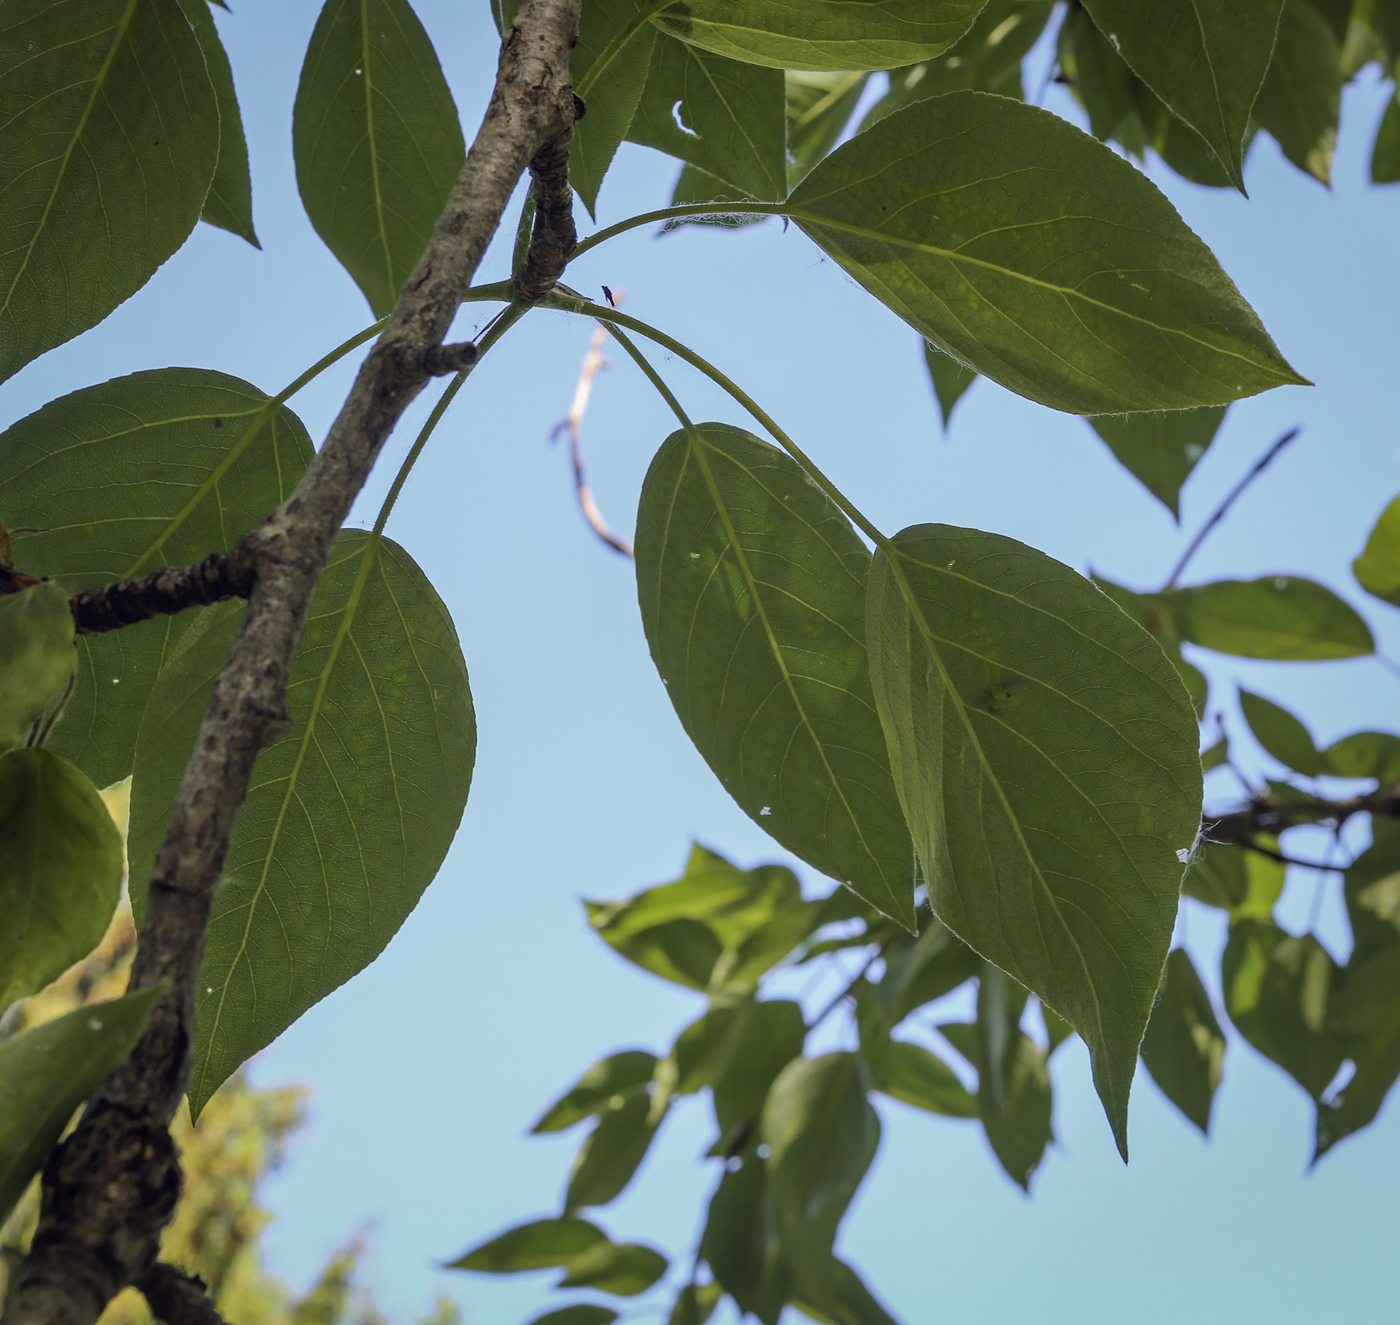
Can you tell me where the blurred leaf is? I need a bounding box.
[701,1157,788,1325]
[717,902,826,990]
[0,0,218,383]
[1343,821,1400,964]
[923,344,977,433]
[558,1242,668,1295]
[447,1217,608,1273]
[565,1092,664,1211]
[0,985,161,1224]
[788,92,1303,414]
[1093,576,1209,715]
[1041,1001,1075,1055]
[792,1258,900,1325]
[666,1281,721,1325]
[0,748,123,1011]
[0,369,313,788]
[635,424,915,929]
[1079,0,1283,190]
[1057,3,1140,144]
[526,1308,618,1325]
[588,914,723,990]
[1254,0,1342,184]
[629,36,787,201]
[650,0,987,71]
[1086,407,1227,519]
[128,533,475,1115]
[877,1040,976,1118]
[1371,89,1400,183]
[973,965,1053,1189]
[178,0,258,245]
[663,998,751,1097]
[787,71,868,188]
[711,999,807,1153]
[293,0,465,316]
[1354,492,1400,607]
[1201,734,1229,773]
[877,921,980,1024]
[1324,731,1400,782]
[1140,948,1226,1134]
[762,1053,879,1304]
[1239,689,1326,776]
[0,583,75,754]
[867,524,1200,1157]
[1166,576,1374,660]
[1184,839,1285,918]
[532,1051,659,1133]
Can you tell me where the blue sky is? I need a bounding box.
[10,2,1400,1320]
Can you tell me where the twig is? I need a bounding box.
[68,554,253,635]
[1232,837,1346,874]
[810,947,885,1030]
[1163,427,1299,590]
[133,1264,228,1325]
[551,288,633,557]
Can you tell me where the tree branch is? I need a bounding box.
[1204,780,1400,849]
[8,3,582,1321]
[68,554,252,635]
[133,1264,228,1325]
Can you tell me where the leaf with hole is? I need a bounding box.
[635,424,915,928]
[0,370,314,789]
[787,92,1304,414]
[0,584,75,755]
[1087,407,1227,518]
[0,0,218,383]
[1140,947,1226,1134]
[128,532,475,1115]
[293,0,465,315]
[1165,576,1374,660]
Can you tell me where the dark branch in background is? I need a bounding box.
[133,1264,229,1325]
[1204,780,1400,869]
[9,3,583,1322]
[69,554,254,635]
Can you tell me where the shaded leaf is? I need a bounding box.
[651,0,987,71]
[1183,840,1284,919]
[588,915,723,990]
[1343,820,1400,968]
[711,999,806,1152]
[128,532,475,1114]
[1239,689,1325,776]
[787,92,1304,414]
[1324,731,1400,783]
[1371,89,1400,184]
[0,584,75,754]
[0,748,123,1011]
[447,1218,608,1273]
[923,344,977,433]
[0,0,218,383]
[1354,492,1400,607]
[293,0,465,316]
[1140,947,1226,1134]
[565,1092,664,1212]
[635,424,915,929]
[532,1051,659,1133]
[1201,734,1229,773]
[1057,3,1140,144]
[666,1281,721,1325]
[1166,576,1374,660]
[1253,0,1342,184]
[973,964,1053,1188]
[793,1258,900,1325]
[527,1308,618,1325]
[876,1040,977,1118]
[865,524,1201,1156]
[0,369,314,788]
[787,70,868,188]
[0,985,161,1224]
[876,921,980,1024]
[702,1157,788,1325]
[558,1242,668,1295]
[1087,407,1227,518]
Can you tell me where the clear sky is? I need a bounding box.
[11,2,1400,1321]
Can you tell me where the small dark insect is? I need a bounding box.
[601,285,616,307]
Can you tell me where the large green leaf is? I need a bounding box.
[293,0,465,316]
[0,748,123,1011]
[565,1091,665,1211]
[178,0,258,245]
[532,1051,659,1133]
[1354,492,1400,608]
[1140,947,1225,1134]
[635,425,915,929]
[0,985,161,1225]
[0,0,218,383]
[865,525,1202,1154]
[786,92,1305,414]
[651,0,987,71]
[0,369,314,789]
[1164,576,1374,660]
[1080,0,1285,190]
[1253,0,1342,185]
[1324,730,1400,783]
[1087,406,1227,518]
[128,531,475,1114]
[0,584,75,754]
[1090,576,1208,715]
[447,1217,608,1272]
[628,35,787,201]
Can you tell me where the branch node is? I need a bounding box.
[421,341,479,375]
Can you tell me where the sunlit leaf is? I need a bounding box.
[558,1241,668,1295]
[923,344,977,433]
[532,1051,659,1133]
[876,1040,976,1118]
[1239,689,1325,776]
[866,525,1201,1155]
[1183,840,1284,919]
[787,92,1305,414]
[1354,492,1400,608]
[710,998,806,1153]
[1086,407,1227,518]
[565,1091,664,1212]
[0,584,75,754]
[0,0,218,383]
[293,0,465,315]
[787,70,868,188]
[1140,948,1226,1134]
[1166,576,1373,660]
[1253,0,1341,185]
[447,1217,608,1272]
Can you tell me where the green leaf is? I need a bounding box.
[761,1053,879,1305]
[178,0,258,245]
[1091,576,1208,715]
[0,0,218,383]
[128,532,475,1115]
[1239,689,1326,776]
[865,524,1201,1156]
[0,584,75,754]
[651,0,988,71]
[565,1091,664,1211]
[0,748,123,1011]
[1086,407,1227,518]
[1079,0,1285,190]
[792,1258,900,1325]
[1253,0,1342,185]
[1183,841,1284,919]
[1370,88,1400,184]
[635,424,915,929]
[1223,918,1346,1100]
[532,1051,659,1133]
[0,370,314,788]
[710,998,806,1153]
[446,1217,608,1272]
[293,0,465,316]
[877,1039,976,1118]
[571,0,658,216]
[558,1242,668,1295]
[1057,3,1141,145]
[875,921,980,1023]
[1324,731,1400,783]
[701,1156,788,1325]
[588,914,723,989]
[1140,948,1226,1134]
[786,92,1305,415]
[662,164,769,234]
[1354,492,1400,607]
[527,1309,618,1325]
[628,35,787,202]
[1200,733,1229,773]
[1166,576,1374,660]
[1344,820,1400,964]
[0,985,161,1225]
[666,1281,721,1325]
[922,344,977,433]
[787,71,868,188]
